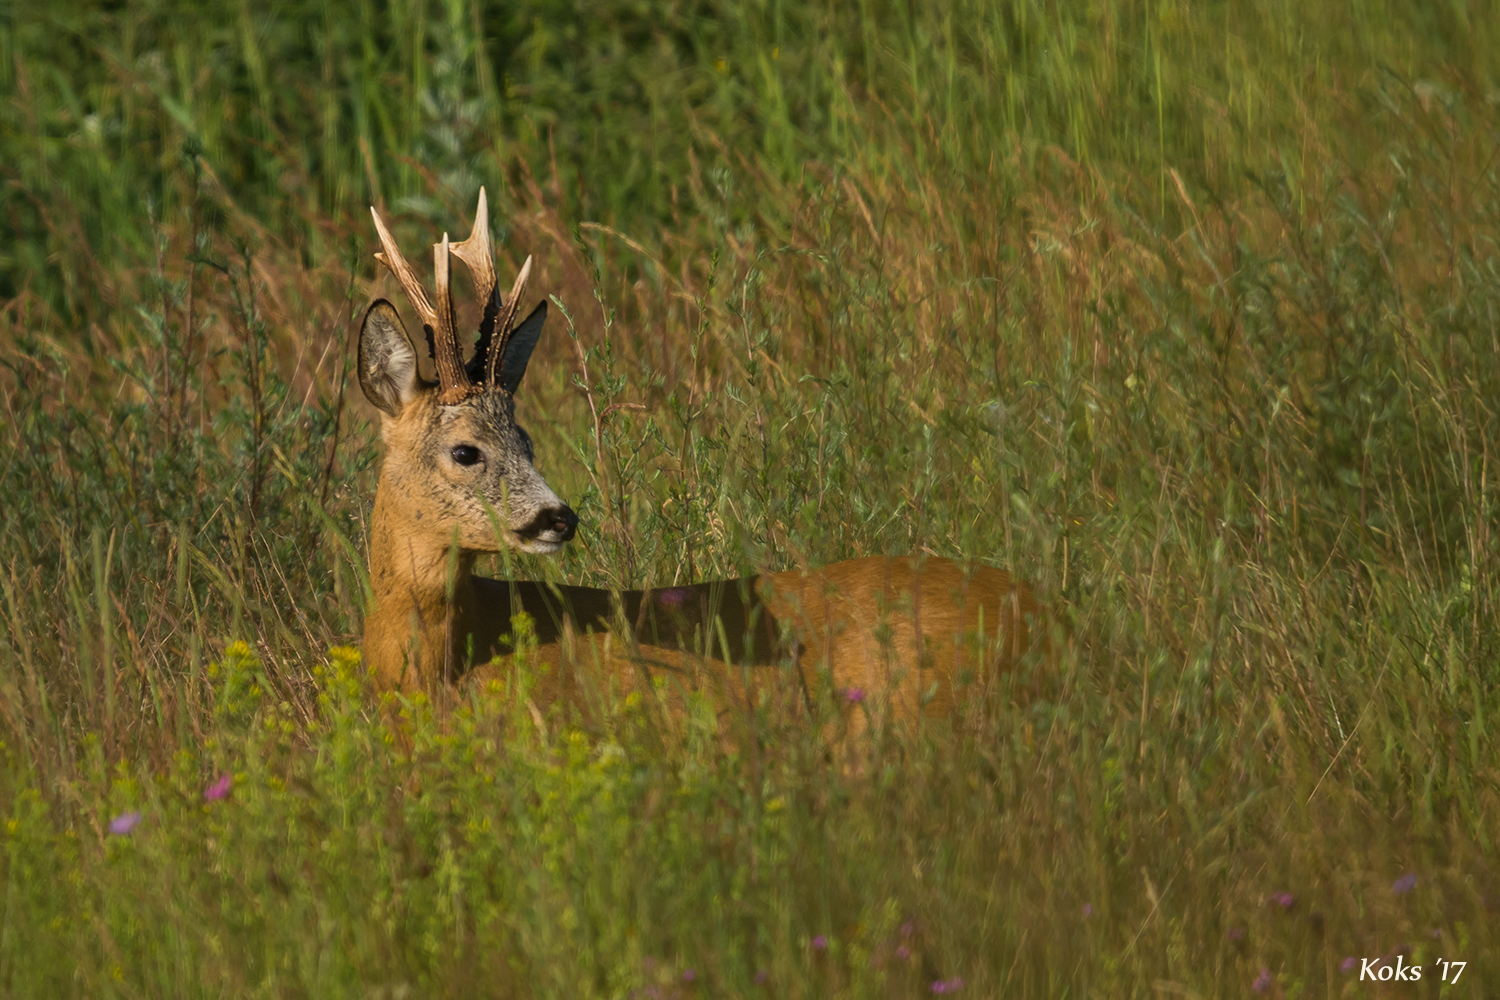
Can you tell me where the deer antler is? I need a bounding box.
[370,205,477,403]
[450,187,499,343]
[429,234,476,403]
[447,187,534,395]
[486,256,532,392]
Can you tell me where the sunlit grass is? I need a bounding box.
[2,1,1498,996]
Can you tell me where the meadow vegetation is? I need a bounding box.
[2,0,1498,995]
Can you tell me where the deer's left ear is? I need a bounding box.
[498,301,547,395]
[359,300,425,416]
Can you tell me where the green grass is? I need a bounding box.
[2,0,1499,996]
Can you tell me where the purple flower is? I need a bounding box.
[1340,957,1358,973]
[812,935,828,951]
[1251,967,1272,992]
[657,588,690,608]
[896,944,912,960]
[1081,903,1093,917]
[1273,892,1295,908]
[845,687,866,704]
[1392,872,1418,895]
[681,968,696,983]
[204,773,233,802]
[1227,928,1245,941]
[108,811,142,835]
[931,978,965,994]
[753,969,769,985]
[900,921,915,938]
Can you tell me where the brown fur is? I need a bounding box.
[365,464,1038,729]
[357,201,1039,732]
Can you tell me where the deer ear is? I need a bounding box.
[498,301,547,395]
[359,300,424,416]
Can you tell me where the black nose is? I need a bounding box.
[551,504,578,541]
[517,504,579,543]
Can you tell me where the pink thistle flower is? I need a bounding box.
[1251,967,1272,992]
[1340,957,1358,972]
[681,968,695,982]
[896,944,912,960]
[657,588,690,608]
[204,773,233,802]
[900,921,915,938]
[1391,872,1417,894]
[1273,892,1295,908]
[753,969,769,985]
[931,977,965,994]
[845,687,866,703]
[108,811,142,835]
[812,935,828,951]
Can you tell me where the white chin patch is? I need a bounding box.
[513,537,564,555]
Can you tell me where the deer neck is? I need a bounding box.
[365,477,479,690]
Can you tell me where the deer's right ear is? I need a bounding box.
[359,300,424,416]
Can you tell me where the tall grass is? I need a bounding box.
[2,0,1498,995]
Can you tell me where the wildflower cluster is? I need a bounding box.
[208,640,269,728]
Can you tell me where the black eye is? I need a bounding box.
[450,444,482,466]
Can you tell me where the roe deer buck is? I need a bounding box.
[359,190,1038,730]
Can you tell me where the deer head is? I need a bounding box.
[359,189,578,555]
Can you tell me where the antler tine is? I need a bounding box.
[485,254,533,392]
[431,234,478,403]
[369,206,440,333]
[450,187,499,322]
